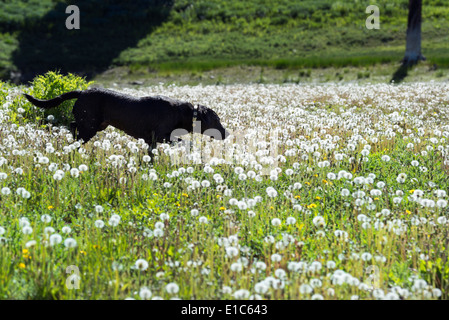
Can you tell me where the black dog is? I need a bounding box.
[24,88,229,152]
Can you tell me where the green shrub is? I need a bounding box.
[24,71,93,126]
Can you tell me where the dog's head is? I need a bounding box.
[196,105,229,140]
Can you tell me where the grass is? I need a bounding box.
[0,79,449,299]
[94,61,448,88]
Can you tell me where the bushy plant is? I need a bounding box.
[24,71,93,126]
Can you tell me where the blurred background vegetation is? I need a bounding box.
[0,0,447,82]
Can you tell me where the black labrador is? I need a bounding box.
[24,88,229,153]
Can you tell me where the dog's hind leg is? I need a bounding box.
[69,121,78,140]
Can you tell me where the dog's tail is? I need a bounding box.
[23,90,82,109]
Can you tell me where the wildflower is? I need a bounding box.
[70,168,80,177]
[266,187,278,198]
[1,187,11,195]
[41,214,52,223]
[154,229,164,237]
[22,226,33,235]
[271,254,282,262]
[286,217,296,225]
[437,216,447,225]
[254,282,269,294]
[139,287,152,300]
[64,238,77,248]
[95,220,105,228]
[233,289,250,299]
[230,262,243,272]
[25,240,37,248]
[166,282,179,294]
[361,253,372,261]
[53,170,64,181]
[49,234,63,246]
[396,173,407,183]
[299,284,313,294]
[135,259,149,271]
[436,200,447,208]
[109,216,120,227]
[44,227,55,234]
[201,180,210,188]
[312,216,326,228]
[226,246,239,258]
[271,218,281,226]
[154,222,164,230]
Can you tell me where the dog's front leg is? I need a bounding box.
[69,121,78,140]
[146,139,158,163]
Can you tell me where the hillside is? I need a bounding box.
[0,0,448,81]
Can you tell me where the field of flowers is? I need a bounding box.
[0,82,449,300]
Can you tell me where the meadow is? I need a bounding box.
[1,79,449,299]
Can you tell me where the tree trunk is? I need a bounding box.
[403,0,425,65]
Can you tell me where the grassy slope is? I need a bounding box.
[0,0,448,79]
[118,0,449,70]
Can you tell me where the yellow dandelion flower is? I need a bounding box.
[219,207,226,211]
[406,210,412,215]
[80,250,87,255]
[315,196,321,200]
[308,203,317,209]
[322,179,328,184]
[19,263,26,269]
[48,205,54,210]
[182,193,189,197]
[22,249,29,255]
[374,197,379,201]
[295,195,301,199]
[216,195,221,198]
[409,190,415,194]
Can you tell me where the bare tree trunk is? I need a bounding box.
[403,0,425,65]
